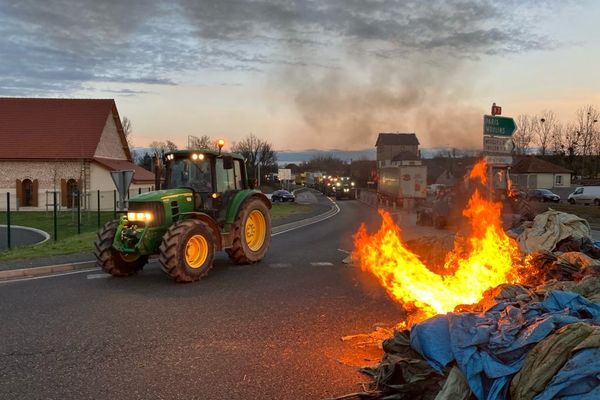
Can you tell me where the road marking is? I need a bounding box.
[269,263,293,269]
[86,273,110,279]
[0,268,99,284]
[272,198,340,237]
[310,262,334,266]
[337,248,350,254]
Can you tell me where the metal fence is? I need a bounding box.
[0,187,153,250]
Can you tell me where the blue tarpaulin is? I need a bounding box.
[410,291,600,400]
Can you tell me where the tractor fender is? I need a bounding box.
[225,190,271,226]
[179,212,223,251]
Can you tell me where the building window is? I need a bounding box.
[555,175,563,185]
[22,179,33,207]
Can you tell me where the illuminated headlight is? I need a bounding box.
[127,212,153,222]
[351,182,355,186]
[344,188,349,192]
[336,182,341,187]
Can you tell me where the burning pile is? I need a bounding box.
[343,160,600,400]
[353,160,524,324]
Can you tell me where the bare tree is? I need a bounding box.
[550,122,565,156]
[148,141,168,158]
[513,115,535,155]
[535,110,556,156]
[575,105,599,157]
[232,134,277,183]
[187,135,216,150]
[165,140,178,152]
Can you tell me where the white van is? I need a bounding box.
[568,186,600,205]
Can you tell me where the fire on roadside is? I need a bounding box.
[353,160,528,325]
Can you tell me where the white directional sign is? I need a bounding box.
[484,136,514,154]
[484,155,513,166]
[278,168,292,180]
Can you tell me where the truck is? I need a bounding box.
[377,165,427,206]
[94,145,272,283]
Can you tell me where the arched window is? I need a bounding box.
[22,179,33,207]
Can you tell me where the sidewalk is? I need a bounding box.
[0,191,336,277]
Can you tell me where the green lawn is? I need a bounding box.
[0,202,316,262]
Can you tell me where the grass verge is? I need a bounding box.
[0,202,317,262]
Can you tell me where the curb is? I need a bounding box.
[0,192,339,282]
[0,261,97,282]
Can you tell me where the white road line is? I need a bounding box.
[86,273,110,279]
[0,268,99,284]
[272,198,340,237]
[310,262,334,266]
[337,248,350,254]
[268,263,293,269]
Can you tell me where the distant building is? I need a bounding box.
[510,156,572,189]
[375,133,420,168]
[0,98,155,210]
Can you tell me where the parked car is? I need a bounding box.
[568,186,600,205]
[271,190,295,202]
[526,189,560,203]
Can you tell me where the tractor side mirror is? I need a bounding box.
[223,156,234,170]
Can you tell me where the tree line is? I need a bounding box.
[512,105,600,179]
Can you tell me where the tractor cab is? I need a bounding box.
[163,150,247,220]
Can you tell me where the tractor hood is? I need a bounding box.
[130,188,193,203]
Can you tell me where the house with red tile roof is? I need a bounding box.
[0,98,155,209]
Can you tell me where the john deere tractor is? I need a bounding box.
[94,147,271,282]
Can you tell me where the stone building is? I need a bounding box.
[0,98,155,210]
[375,133,420,168]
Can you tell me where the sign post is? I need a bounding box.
[110,170,134,211]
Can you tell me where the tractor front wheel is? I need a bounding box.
[159,219,215,283]
[227,198,271,264]
[94,220,148,276]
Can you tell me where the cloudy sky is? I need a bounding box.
[1,0,599,150]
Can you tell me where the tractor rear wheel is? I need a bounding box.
[94,220,148,276]
[159,219,215,282]
[227,198,271,264]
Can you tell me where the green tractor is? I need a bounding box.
[94,147,272,282]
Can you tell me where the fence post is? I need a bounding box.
[113,189,117,219]
[53,191,58,241]
[6,192,11,249]
[77,190,81,234]
[97,190,101,228]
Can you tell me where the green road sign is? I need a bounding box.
[483,115,517,136]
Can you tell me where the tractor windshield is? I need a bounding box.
[169,158,213,192]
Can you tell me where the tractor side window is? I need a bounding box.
[216,159,235,192]
[234,160,243,189]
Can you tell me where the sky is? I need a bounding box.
[1,0,599,151]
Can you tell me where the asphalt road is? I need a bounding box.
[0,197,404,400]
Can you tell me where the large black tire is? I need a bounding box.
[94,220,148,277]
[226,198,271,264]
[158,219,215,283]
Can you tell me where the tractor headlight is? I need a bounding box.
[351,182,355,186]
[336,182,341,187]
[127,211,153,222]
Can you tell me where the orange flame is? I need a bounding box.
[353,160,523,324]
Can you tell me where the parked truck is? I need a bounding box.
[377,165,427,206]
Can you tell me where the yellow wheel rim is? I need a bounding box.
[185,234,209,269]
[245,209,266,252]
